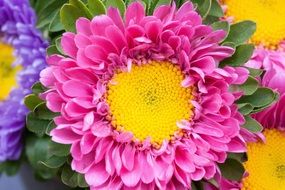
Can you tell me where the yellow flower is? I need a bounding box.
[223,0,285,49]
[0,43,21,100]
[242,129,285,190]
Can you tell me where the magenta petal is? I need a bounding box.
[121,144,136,171]
[76,17,92,35]
[61,32,78,58]
[125,2,145,25]
[90,15,114,36]
[121,155,141,187]
[85,162,110,187]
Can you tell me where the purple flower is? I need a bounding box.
[0,0,47,162]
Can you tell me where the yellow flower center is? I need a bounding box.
[242,129,285,190]
[0,43,21,100]
[106,61,194,146]
[223,0,285,49]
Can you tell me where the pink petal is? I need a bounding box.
[61,32,78,58]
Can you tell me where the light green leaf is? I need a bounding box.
[238,103,254,115]
[192,0,212,18]
[232,76,259,96]
[220,44,254,67]
[223,21,256,46]
[49,10,64,32]
[88,0,106,16]
[105,0,126,16]
[208,0,223,17]
[60,4,87,32]
[243,115,263,133]
[69,0,93,19]
[246,67,264,77]
[237,87,277,108]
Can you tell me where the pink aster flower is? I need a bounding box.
[40,2,252,189]
[246,48,285,130]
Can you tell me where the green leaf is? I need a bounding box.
[208,0,223,17]
[37,0,67,29]
[238,103,254,115]
[237,87,277,108]
[24,94,44,111]
[77,173,89,188]
[223,21,256,46]
[47,45,61,56]
[69,0,93,19]
[246,67,264,77]
[46,120,57,135]
[60,4,87,32]
[61,164,88,188]
[192,0,212,18]
[32,82,46,94]
[243,115,263,133]
[219,158,245,181]
[0,161,21,176]
[105,0,126,16]
[228,153,247,163]
[231,76,259,96]
[48,141,71,157]
[25,135,58,179]
[34,102,58,120]
[251,91,279,113]
[26,112,51,137]
[40,156,67,168]
[55,37,64,55]
[88,0,106,16]
[49,10,64,32]
[220,44,254,67]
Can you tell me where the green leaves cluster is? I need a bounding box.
[24,83,87,189]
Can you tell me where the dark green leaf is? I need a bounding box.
[24,94,44,111]
[48,141,71,157]
[219,158,245,181]
[26,112,51,137]
[34,102,58,120]
[243,115,263,133]
[40,156,66,168]
[228,153,247,163]
[46,120,57,135]
[220,44,254,67]
[32,82,46,94]
[61,164,88,188]
[88,0,106,16]
[223,21,256,46]
[47,45,61,56]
